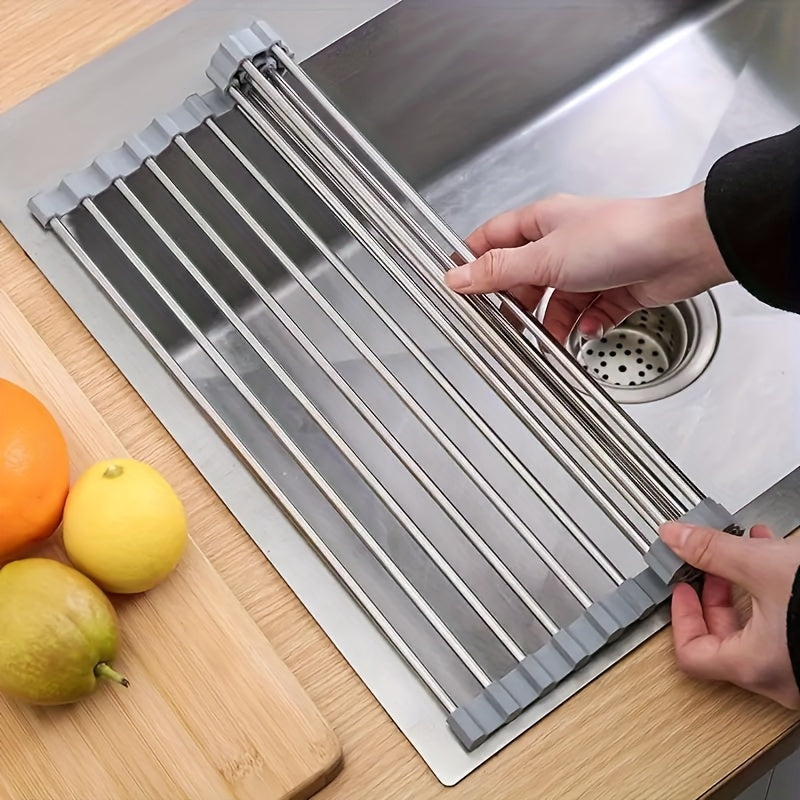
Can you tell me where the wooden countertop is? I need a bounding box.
[2,3,799,798]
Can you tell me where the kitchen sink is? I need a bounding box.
[300,0,800,515]
[1,0,800,786]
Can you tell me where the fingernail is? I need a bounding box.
[444,265,472,291]
[579,318,604,339]
[659,522,693,550]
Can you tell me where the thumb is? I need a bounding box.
[444,241,551,294]
[659,521,766,594]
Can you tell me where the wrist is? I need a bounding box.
[657,182,734,289]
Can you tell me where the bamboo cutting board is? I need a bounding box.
[0,290,342,800]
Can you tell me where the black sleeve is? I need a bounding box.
[703,125,800,314]
[786,566,800,692]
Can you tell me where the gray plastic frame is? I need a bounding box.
[645,497,743,583]
[446,496,739,750]
[27,19,290,227]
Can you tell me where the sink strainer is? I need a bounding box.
[568,295,720,403]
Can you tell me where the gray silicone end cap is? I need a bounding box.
[680,497,736,531]
[519,654,556,695]
[633,567,671,604]
[446,707,487,751]
[565,615,608,654]
[534,643,572,683]
[646,497,737,584]
[197,88,235,118]
[585,603,622,640]
[206,20,286,91]
[598,595,639,629]
[645,537,701,585]
[617,578,657,621]
[28,187,72,227]
[485,683,523,722]
[551,629,590,669]
[500,668,541,708]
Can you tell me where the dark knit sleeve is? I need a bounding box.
[786,566,800,692]
[703,125,800,314]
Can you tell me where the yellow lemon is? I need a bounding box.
[62,458,188,593]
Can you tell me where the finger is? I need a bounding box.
[749,524,775,540]
[464,194,606,257]
[498,286,545,332]
[701,574,741,638]
[508,285,544,313]
[670,583,746,682]
[670,582,712,661]
[659,522,770,595]
[575,287,645,338]
[465,207,546,257]
[444,240,553,294]
[542,290,597,344]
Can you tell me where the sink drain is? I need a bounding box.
[577,306,686,388]
[559,293,720,403]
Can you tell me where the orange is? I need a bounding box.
[0,379,70,562]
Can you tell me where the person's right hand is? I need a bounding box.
[658,521,800,709]
[444,182,734,344]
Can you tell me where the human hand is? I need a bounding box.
[444,183,733,344]
[658,521,800,709]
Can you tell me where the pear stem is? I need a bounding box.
[94,662,130,688]
[103,464,124,479]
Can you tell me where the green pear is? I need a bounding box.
[0,557,129,705]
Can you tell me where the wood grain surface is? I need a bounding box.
[0,291,342,800]
[1,2,799,798]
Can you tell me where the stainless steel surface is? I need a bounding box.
[2,0,800,787]
[238,62,687,528]
[565,294,721,403]
[263,55,703,517]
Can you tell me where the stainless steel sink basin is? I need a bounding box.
[2,0,800,786]
[300,0,800,514]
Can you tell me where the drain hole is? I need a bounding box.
[560,296,719,402]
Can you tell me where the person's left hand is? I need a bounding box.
[658,521,800,708]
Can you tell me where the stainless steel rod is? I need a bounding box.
[81,199,494,687]
[238,73,676,518]
[176,116,593,609]
[269,54,701,510]
[231,92,662,536]
[118,169,537,651]
[255,68,687,520]
[207,116,649,556]
[161,139,591,609]
[171,135,569,626]
[50,217,457,713]
[228,90,605,606]
[233,86,667,529]
[270,45,702,508]
[265,58,680,495]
